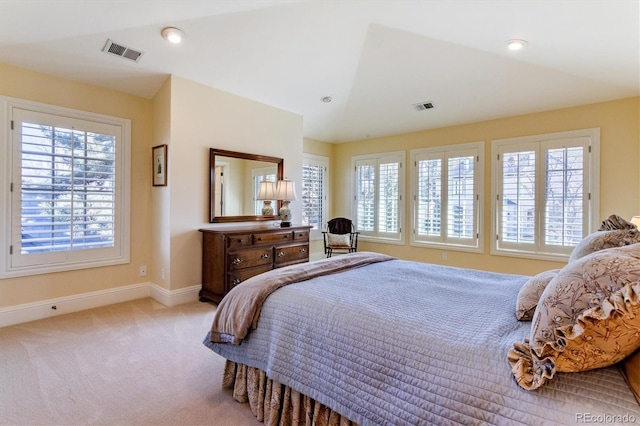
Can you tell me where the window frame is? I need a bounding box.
[490,128,600,261]
[351,151,405,244]
[0,96,131,278]
[301,154,329,240]
[409,141,484,253]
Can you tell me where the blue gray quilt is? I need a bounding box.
[205,256,640,425]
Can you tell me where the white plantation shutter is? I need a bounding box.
[355,158,376,233]
[301,155,328,236]
[493,129,597,259]
[19,122,116,254]
[2,99,130,277]
[542,140,586,249]
[378,158,399,234]
[415,153,442,239]
[411,142,482,250]
[446,154,476,241]
[353,152,404,241]
[497,143,537,248]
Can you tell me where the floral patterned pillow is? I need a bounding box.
[568,228,640,263]
[508,243,640,390]
[599,214,637,231]
[515,269,560,321]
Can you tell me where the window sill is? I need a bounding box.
[0,256,129,279]
[490,248,570,263]
[410,241,483,254]
[358,236,405,246]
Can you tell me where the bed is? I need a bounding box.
[204,251,640,425]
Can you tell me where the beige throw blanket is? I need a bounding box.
[209,251,395,345]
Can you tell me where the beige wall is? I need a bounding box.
[150,78,172,288]
[304,137,334,158]
[333,97,640,276]
[162,76,303,290]
[0,63,153,308]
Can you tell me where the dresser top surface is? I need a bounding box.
[199,224,312,235]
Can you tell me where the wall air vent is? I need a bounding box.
[102,39,144,63]
[413,101,435,111]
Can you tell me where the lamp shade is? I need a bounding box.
[275,180,297,201]
[631,216,640,228]
[256,181,276,200]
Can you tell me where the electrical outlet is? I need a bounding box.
[161,268,166,280]
[139,265,147,276]
[441,252,447,261]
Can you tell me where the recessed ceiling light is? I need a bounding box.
[320,96,333,103]
[162,27,185,44]
[506,39,527,51]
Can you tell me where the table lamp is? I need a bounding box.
[256,181,277,215]
[275,179,297,227]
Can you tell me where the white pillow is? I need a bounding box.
[327,233,350,247]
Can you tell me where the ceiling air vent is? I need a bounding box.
[413,101,435,111]
[102,39,144,63]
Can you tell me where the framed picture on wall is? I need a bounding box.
[152,144,168,186]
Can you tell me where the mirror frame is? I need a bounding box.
[209,148,284,223]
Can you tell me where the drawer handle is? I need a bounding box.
[277,251,285,258]
[257,237,262,241]
[231,258,243,265]
[299,248,307,253]
[283,235,289,239]
[231,278,241,286]
[261,253,270,260]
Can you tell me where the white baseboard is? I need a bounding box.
[150,283,201,307]
[0,282,202,328]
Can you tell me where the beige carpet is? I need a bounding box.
[0,298,259,425]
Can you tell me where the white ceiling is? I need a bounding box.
[0,0,638,142]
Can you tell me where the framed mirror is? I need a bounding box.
[209,148,284,223]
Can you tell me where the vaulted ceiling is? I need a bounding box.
[1,0,638,142]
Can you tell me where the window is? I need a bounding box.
[352,151,404,242]
[491,128,599,260]
[410,142,483,251]
[301,154,328,239]
[0,97,131,278]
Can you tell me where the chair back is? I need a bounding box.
[327,217,353,235]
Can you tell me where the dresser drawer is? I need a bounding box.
[227,247,273,271]
[227,234,252,249]
[293,230,309,241]
[228,264,273,289]
[252,231,292,245]
[274,244,309,265]
[199,225,311,304]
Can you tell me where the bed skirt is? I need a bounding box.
[222,360,356,426]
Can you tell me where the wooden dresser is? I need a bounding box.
[199,225,312,303]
